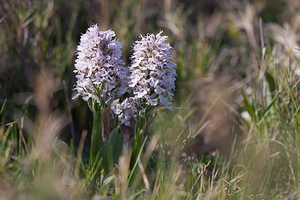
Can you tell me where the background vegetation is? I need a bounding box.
[1,0,300,199]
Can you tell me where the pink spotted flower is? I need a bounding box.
[129,31,177,109]
[73,25,129,104]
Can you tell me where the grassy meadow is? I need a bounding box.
[1,0,300,199]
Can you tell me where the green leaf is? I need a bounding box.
[258,92,278,124]
[101,128,124,174]
[108,128,124,163]
[0,99,6,116]
[265,71,276,95]
[128,136,147,184]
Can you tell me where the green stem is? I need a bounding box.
[89,104,103,164]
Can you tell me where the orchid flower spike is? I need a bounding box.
[73,25,129,105]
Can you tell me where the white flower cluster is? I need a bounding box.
[74,25,176,126]
[111,98,138,126]
[73,25,129,104]
[129,32,177,109]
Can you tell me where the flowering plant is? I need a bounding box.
[110,32,177,127]
[73,25,176,161]
[73,25,129,105]
[129,32,177,109]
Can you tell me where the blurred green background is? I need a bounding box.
[1,0,300,199]
[1,0,297,141]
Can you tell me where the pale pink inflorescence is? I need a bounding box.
[111,32,177,126]
[73,25,177,127]
[111,97,138,126]
[73,25,129,104]
[129,31,177,109]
